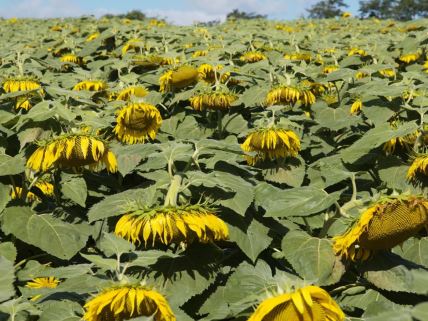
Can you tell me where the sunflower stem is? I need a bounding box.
[216,110,223,139]
[164,175,182,207]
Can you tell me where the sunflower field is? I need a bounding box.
[0,14,428,321]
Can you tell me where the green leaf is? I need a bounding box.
[412,302,428,321]
[80,253,117,271]
[61,173,87,207]
[0,182,10,213]
[0,242,17,262]
[0,256,15,302]
[88,187,157,222]
[98,232,135,257]
[281,230,341,285]
[2,207,90,260]
[262,157,305,187]
[393,238,428,269]
[229,220,272,262]
[0,154,26,176]
[38,300,82,321]
[255,183,338,217]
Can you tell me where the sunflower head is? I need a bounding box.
[248,285,344,321]
[26,276,60,301]
[115,204,229,246]
[26,134,117,173]
[3,77,42,93]
[239,51,267,63]
[115,86,148,101]
[83,285,175,321]
[333,195,428,261]
[283,52,311,63]
[122,38,145,55]
[159,66,199,93]
[192,50,208,58]
[60,53,84,66]
[73,80,107,92]
[10,181,54,202]
[342,11,352,18]
[323,65,339,74]
[189,90,237,111]
[113,102,162,144]
[241,127,301,165]
[265,85,301,106]
[383,121,418,155]
[348,48,367,57]
[407,153,428,184]
[86,32,100,42]
[379,68,396,78]
[350,99,363,114]
[399,51,421,64]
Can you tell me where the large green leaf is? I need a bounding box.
[2,207,90,260]
[0,256,15,302]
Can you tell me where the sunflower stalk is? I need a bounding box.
[164,174,183,207]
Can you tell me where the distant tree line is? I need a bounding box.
[307,0,428,20]
[101,10,147,21]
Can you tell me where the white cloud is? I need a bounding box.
[145,9,225,25]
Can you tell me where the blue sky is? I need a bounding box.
[0,0,361,25]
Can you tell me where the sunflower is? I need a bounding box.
[26,276,60,301]
[333,196,428,261]
[350,99,363,114]
[355,71,369,79]
[239,51,267,63]
[407,154,428,183]
[197,64,232,84]
[60,53,84,66]
[342,11,352,18]
[73,80,107,92]
[3,77,42,93]
[248,285,344,321]
[132,55,179,68]
[83,285,175,321]
[323,65,339,74]
[116,86,148,101]
[115,204,228,246]
[189,90,237,111]
[10,181,54,202]
[379,68,396,78]
[399,52,421,64]
[283,52,312,63]
[26,134,118,173]
[192,50,208,58]
[298,89,316,106]
[86,32,100,42]
[265,86,301,106]
[241,128,301,165]
[122,38,145,55]
[348,48,367,57]
[26,276,60,289]
[159,66,199,93]
[113,102,162,144]
[383,122,418,155]
[423,60,428,73]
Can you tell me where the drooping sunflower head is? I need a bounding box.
[379,68,396,78]
[283,52,312,63]
[192,50,208,58]
[239,51,267,63]
[383,121,418,155]
[333,195,428,261]
[323,65,339,74]
[159,65,199,93]
[10,180,54,202]
[73,80,108,92]
[407,153,428,184]
[86,32,100,42]
[342,11,352,18]
[241,127,301,165]
[399,51,421,64]
[350,98,363,114]
[3,76,42,93]
[132,55,179,69]
[26,134,118,173]
[189,90,238,111]
[355,71,369,79]
[60,53,84,66]
[115,204,229,246]
[113,102,162,144]
[122,38,145,55]
[115,86,148,101]
[348,48,367,57]
[265,85,301,106]
[248,285,344,321]
[83,285,175,321]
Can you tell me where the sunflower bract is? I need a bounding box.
[83,285,175,321]
[247,285,345,321]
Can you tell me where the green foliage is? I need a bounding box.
[307,0,348,18]
[0,14,427,321]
